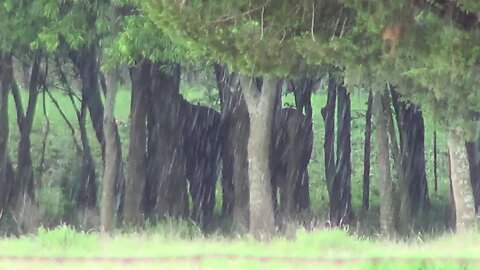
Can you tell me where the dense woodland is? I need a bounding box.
[0,0,479,240]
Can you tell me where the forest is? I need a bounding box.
[0,1,480,266]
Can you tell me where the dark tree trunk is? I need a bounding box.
[331,83,353,226]
[390,88,429,216]
[13,52,43,203]
[373,91,395,236]
[293,78,314,119]
[321,78,336,221]
[362,90,373,217]
[54,56,97,212]
[465,140,480,213]
[144,70,159,217]
[147,63,188,218]
[239,75,278,240]
[72,46,106,161]
[77,103,97,210]
[124,61,150,225]
[0,52,13,211]
[214,64,250,233]
[71,46,125,216]
[214,63,236,218]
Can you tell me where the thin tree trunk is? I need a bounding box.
[239,75,278,240]
[0,52,13,211]
[123,61,149,225]
[373,91,395,236]
[362,90,373,217]
[74,46,106,161]
[321,78,336,220]
[14,52,42,203]
[55,56,97,213]
[214,63,236,218]
[100,66,122,233]
[448,129,476,233]
[383,90,410,234]
[331,83,353,226]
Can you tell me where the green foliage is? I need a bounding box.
[144,0,349,76]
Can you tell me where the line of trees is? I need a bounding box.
[0,0,478,239]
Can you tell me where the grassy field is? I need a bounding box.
[0,225,479,269]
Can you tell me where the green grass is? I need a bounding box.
[0,225,478,269]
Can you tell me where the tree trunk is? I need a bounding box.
[293,78,314,119]
[0,52,12,211]
[448,129,476,233]
[373,91,395,236]
[214,64,250,232]
[466,140,480,213]
[230,92,250,233]
[149,63,188,218]
[383,91,410,234]
[390,88,429,217]
[123,61,149,225]
[14,52,42,202]
[331,83,353,226]
[54,56,97,213]
[321,78,336,222]
[239,75,277,240]
[362,90,373,217]
[214,63,236,218]
[100,67,122,233]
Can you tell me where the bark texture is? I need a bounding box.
[215,64,250,232]
[448,129,476,233]
[147,63,188,218]
[362,90,373,216]
[0,53,13,211]
[332,83,352,226]
[239,76,278,239]
[123,61,150,225]
[373,91,395,236]
[101,68,122,233]
[321,78,336,222]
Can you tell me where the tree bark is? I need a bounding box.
[123,61,150,226]
[373,91,395,236]
[390,88,429,217]
[331,83,353,226]
[239,75,278,240]
[214,64,250,232]
[13,52,42,203]
[149,63,188,218]
[321,78,336,221]
[383,90,411,234]
[362,90,373,217]
[100,66,122,233]
[0,52,13,211]
[448,129,476,233]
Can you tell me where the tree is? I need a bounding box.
[145,0,349,238]
[337,0,480,232]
